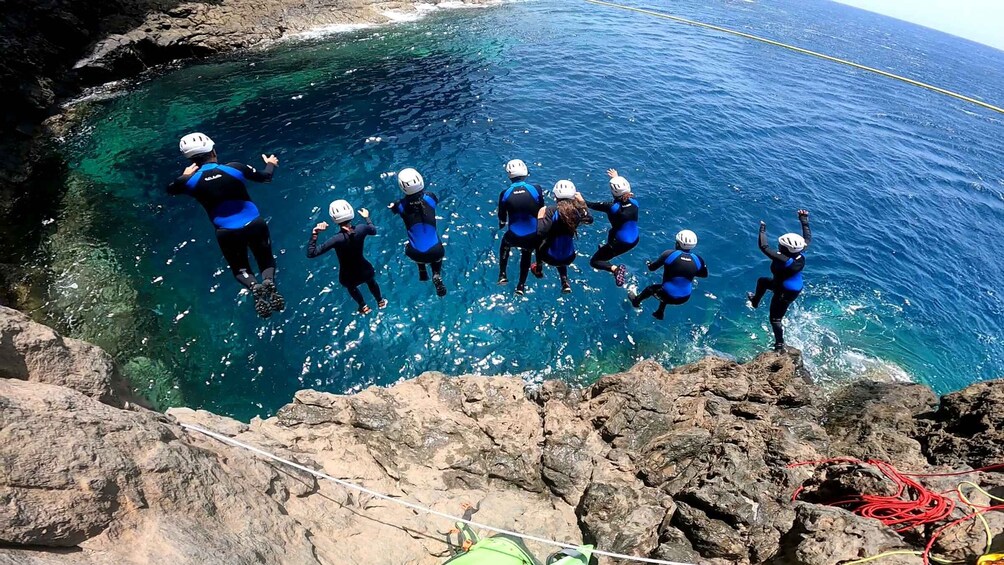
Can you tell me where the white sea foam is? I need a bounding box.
[287,1,500,41]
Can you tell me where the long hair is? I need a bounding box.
[556,199,587,237]
[618,192,634,202]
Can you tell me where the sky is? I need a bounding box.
[833,0,1004,51]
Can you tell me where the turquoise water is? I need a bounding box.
[48,0,1004,419]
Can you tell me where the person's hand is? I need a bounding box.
[313,221,328,234]
[183,163,199,176]
[607,168,618,179]
[759,220,766,230]
[358,208,369,219]
[573,192,585,203]
[262,154,279,166]
[537,206,547,219]
[387,202,396,210]
[797,209,809,218]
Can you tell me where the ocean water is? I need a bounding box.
[41,0,1004,419]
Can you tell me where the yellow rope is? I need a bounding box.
[583,0,1004,115]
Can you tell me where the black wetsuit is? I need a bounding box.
[536,203,593,279]
[587,197,640,271]
[749,215,812,348]
[167,161,276,290]
[306,218,383,310]
[635,249,708,316]
[498,178,545,285]
[391,191,445,281]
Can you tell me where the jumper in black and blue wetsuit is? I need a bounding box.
[167,160,277,291]
[749,211,812,350]
[497,178,545,286]
[307,216,384,313]
[535,201,593,292]
[632,248,708,319]
[391,191,447,296]
[587,196,639,279]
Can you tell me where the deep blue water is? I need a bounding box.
[53,0,1004,419]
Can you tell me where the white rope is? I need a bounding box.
[180,423,697,565]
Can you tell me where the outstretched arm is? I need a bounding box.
[648,250,672,271]
[536,206,552,237]
[236,154,278,183]
[586,200,612,213]
[758,221,788,261]
[798,209,812,247]
[359,208,376,236]
[696,255,709,278]
[575,194,594,225]
[498,190,508,228]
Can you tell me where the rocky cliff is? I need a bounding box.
[1,306,1002,565]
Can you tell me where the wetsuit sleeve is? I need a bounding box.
[231,162,275,183]
[800,215,812,247]
[167,176,191,195]
[498,190,508,228]
[361,219,377,236]
[696,255,709,278]
[537,207,553,237]
[586,201,612,213]
[390,200,402,216]
[307,232,345,258]
[428,192,440,205]
[579,206,594,225]
[758,225,788,261]
[649,250,672,271]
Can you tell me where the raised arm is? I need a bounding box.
[234,154,278,183]
[798,209,812,247]
[306,222,342,258]
[574,194,593,225]
[758,221,788,261]
[358,208,376,236]
[696,255,709,278]
[167,163,200,194]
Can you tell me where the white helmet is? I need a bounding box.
[179,132,215,159]
[398,168,425,195]
[553,180,577,200]
[675,229,698,251]
[610,176,631,198]
[505,159,528,179]
[779,233,806,253]
[328,199,355,224]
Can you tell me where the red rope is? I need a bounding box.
[789,458,1004,565]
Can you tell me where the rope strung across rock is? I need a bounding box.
[583,0,1004,116]
[180,423,697,565]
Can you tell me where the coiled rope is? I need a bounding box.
[583,0,1004,116]
[180,423,695,565]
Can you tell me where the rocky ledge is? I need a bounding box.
[1,305,1003,565]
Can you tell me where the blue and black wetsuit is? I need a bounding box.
[536,203,593,281]
[167,160,276,290]
[749,214,812,348]
[587,197,640,271]
[634,248,709,318]
[391,190,446,294]
[307,217,383,311]
[497,178,545,285]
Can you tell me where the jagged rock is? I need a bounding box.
[771,505,920,565]
[2,324,1003,565]
[916,380,1004,469]
[0,306,127,406]
[826,380,938,468]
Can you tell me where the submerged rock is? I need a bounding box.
[1,316,1003,564]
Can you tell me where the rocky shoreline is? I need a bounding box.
[2,306,1002,564]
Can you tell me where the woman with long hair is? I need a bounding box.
[530,180,593,294]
